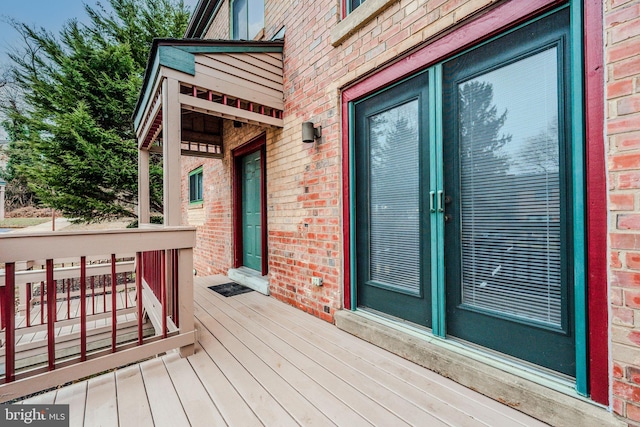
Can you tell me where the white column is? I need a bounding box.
[162,77,182,227]
[138,148,150,225]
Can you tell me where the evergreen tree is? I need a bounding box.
[458,81,511,179]
[2,0,190,222]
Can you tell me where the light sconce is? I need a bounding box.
[302,121,322,143]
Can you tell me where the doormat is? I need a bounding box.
[208,282,254,297]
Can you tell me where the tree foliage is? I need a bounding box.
[2,0,190,221]
[459,81,511,179]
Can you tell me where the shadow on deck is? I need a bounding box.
[17,275,546,426]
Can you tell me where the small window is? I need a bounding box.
[189,167,203,204]
[231,0,264,40]
[348,0,366,13]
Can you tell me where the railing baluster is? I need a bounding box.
[53,279,58,323]
[46,259,55,371]
[80,256,87,362]
[26,282,32,328]
[111,254,117,352]
[103,275,106,314]
[40,281,44,325]
[137,252,143,345]
[0,280,4,335]
[173,249,179,327]
[124,272,129,309]
[4,262,16,383]
[161,250,167,339]
[91,276,95,315]
[67,278,71,320]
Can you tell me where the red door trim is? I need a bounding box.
[584,0,607,406]
[232,133,268,276]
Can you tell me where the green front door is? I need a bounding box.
[241,150,262,271]
[353,9,576,376]
[354,71,432,327]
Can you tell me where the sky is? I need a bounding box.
[0,0,200,139]
[0,0,201,66]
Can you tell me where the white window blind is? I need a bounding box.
[369,100,421,293]
[458,48,562,326]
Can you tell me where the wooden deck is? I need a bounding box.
[19,275,547,426]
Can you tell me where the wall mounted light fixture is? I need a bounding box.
[302,121,322,143]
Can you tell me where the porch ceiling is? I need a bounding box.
[133,39,284,156]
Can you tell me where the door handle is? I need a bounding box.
[429,191,436,213]
[437,190,445,212]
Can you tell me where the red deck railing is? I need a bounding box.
[0,227,196,401]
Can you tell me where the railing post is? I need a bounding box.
[137,252,143,345]
[4,262,16,383]
[111,254,117,352]
[46,259,55,371]
[177,248,194,357]
[80,256,87,362]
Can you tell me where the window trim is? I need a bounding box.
[230,0,265,41]
[332,0,397,46]
[189,166,204,205]
[341,0,604,404]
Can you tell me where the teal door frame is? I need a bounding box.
[347,2,587,394]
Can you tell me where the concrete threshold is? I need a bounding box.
[335,309,624,427]
[227,267,269,295]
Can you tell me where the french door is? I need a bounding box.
[354,9,575,376]
[355,72,432,327]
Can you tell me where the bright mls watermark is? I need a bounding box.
[1,404,69,426]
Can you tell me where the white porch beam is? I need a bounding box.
[138,148,150,225]
[162,77,182,227]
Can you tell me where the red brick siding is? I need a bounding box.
[183,0,531,324]
[607,0,640,421]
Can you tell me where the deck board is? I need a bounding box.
[242,295,539,426]
[194,292,337,426]
[162,352,227,427]
[115,364,152,427]
[140,358,189,427]
[194,288,372,427]
[139,358,190,427]
[18,274,548,426]
[237,291,536,426]
[84,372,118,427]
[199,287,439,426]
[54,381,87,427]
[188,334,264,426]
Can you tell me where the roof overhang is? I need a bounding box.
[133,39,284,156]
[184,0,223,39]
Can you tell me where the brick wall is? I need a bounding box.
[184,0,550,323]
[204,0,229,39]
[606,0,640,422]
[268,0,498,321]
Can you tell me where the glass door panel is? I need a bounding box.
[355,72,432,327]
[443,9,575,376]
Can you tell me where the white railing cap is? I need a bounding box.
[0,227,196,264]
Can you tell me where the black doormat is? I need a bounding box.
[208,282,254,297]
